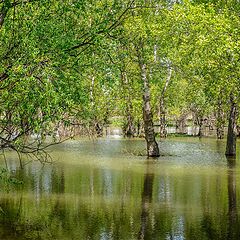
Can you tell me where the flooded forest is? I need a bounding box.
[0,0,240,239]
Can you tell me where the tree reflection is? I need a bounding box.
[226,156,238,240]
[199,156,239,240]
[138,159,154,240]
[0,196,24,239]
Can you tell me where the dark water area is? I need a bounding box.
[0,137,240,239]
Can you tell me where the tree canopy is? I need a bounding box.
[0,0,239,158]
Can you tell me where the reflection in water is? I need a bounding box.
[197,156,240,240]
[0,138,240,239]
[138,159,154,240]
[102,169,113,198]
[226,156,238,240]
[0,197,23,239]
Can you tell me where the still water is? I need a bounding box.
[0,137,240,240]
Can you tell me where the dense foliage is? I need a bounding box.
[0,0,239,158]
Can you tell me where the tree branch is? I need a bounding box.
[67,0,135,52]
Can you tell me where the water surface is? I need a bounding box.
[0,137,240,240]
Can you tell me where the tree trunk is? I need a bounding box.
[236,125,240,137]
[140,63,160,157]
[125,108,135,137]
[225,95,237,156]
[176,114,187,134]
[216,97,224,139]
[158,65,172,138]
[217,126,224,139]
[95,122,103,137]
[198,117,204,137]
[159,98,167,138]
[89,75,103,137]
[121,71,135,137]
